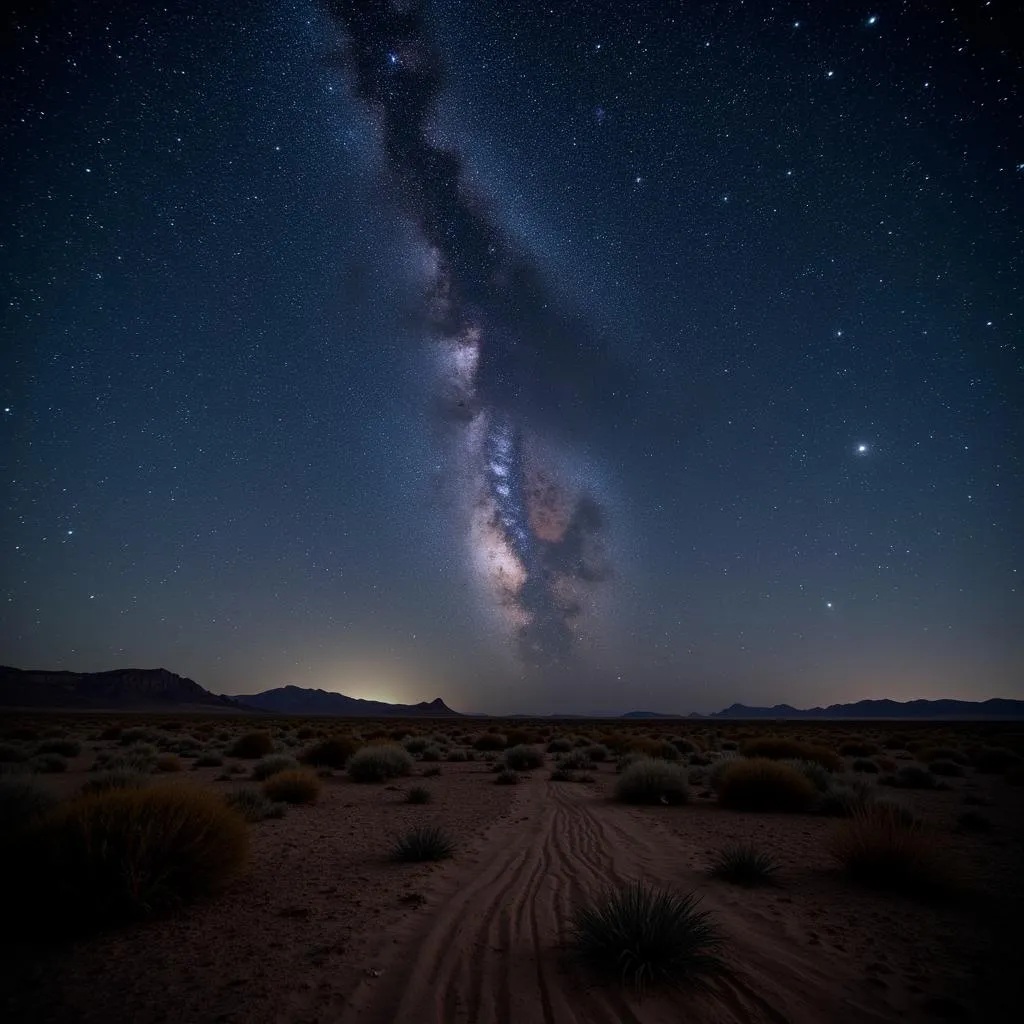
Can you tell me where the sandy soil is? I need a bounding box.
[2,749,1022,1024]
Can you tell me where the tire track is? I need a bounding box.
[332,772,897,1024]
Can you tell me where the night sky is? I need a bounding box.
[2,1,1020,714]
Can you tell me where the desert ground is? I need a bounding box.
[1,715,1022,1024]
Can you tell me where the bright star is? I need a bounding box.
[867,15,878,26]
[856,443,869,454]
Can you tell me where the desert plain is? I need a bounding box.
[1,714,1022,1024]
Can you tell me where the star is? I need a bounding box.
[856,443,869,455]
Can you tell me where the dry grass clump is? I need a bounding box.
[827,804,968,898]
[715,757,816,812]
[30,752,68,773]
[547,737,573,753]
[572,881,723,992]
[393,824,455,861]
[301,735,359,768]
[473,733,507,752]
[0,743,29,764]
[405,785,432,804]
[261,769,321,804]
[549,767,575,782]
[250,754,299,780]
[227,731,275,759]
[36,738,82,758]
[494,768,519,785]
[10,785,248,930]
[347,743,414,783]
[614,758,689,805]
[0,778,58,835]
[224,787,286,822]
[558,748,597,771]
[710,843,779,887]
[80,769,148,796]
[504,744,544,771]
[155,753,183,773]
[972,746,1020,774]
[839,740,880,757]
[740,737,842,772]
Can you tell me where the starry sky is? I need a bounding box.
[2,1,1021,714]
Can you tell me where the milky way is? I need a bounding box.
[324,0,613,670]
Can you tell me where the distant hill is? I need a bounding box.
[621,710,680,719]
[706,698,1024,720]
[234,685,461,717]
[0,666,247,711]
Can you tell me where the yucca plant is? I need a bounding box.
[572,881,724,992]
[393,825,455,862]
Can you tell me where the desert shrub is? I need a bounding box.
[688,753,711,766]
[250,754,299,781]
[0,743,28,763]
[98,725,122,742]
[405,785,432,804]
[119,727,161,746]
[740,737,807,761]
[262,769,321,804]
[549,768,574,782]
[446,749,468,762]
[547,737,573,753]
[671,738,698,755]
[347,744,414,783]
[0,778,58,835]
[300,735,358,769]
[10,785,248,929]
[420,745,443,762]
[840,740,880,757]
[402,736,428,754]
[720,739,738,751]
[852,758,880,773]
[710,843,779,887]
[815,778,878,818]
[30,753,68,774]
[577,772,596,783]
[155,754,183,773]
[972,747,1020,774]
[614,758,689,806]
[559,749,596,771]
[227,732,274,759]
[616,751,647,773]
[80,770,147,797]
[504,744,544,771]
[224,788,286,822]
[827,805,968,898]
[888,764,936,789]
[194,752,223,768]
[929,759,965,777]
[707,752,739,789]
[473,733,507,752]
[785,758,833,793]
[740,738,841,772]
[393,825,454,862]
[572,881,722,992]
[585,744,610,762]
[36,739,82,758]
[716,758,816,812]
[956,810,992,833]
[504,729,534,747]
[494,769,519,785]
[915,746,966,765]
